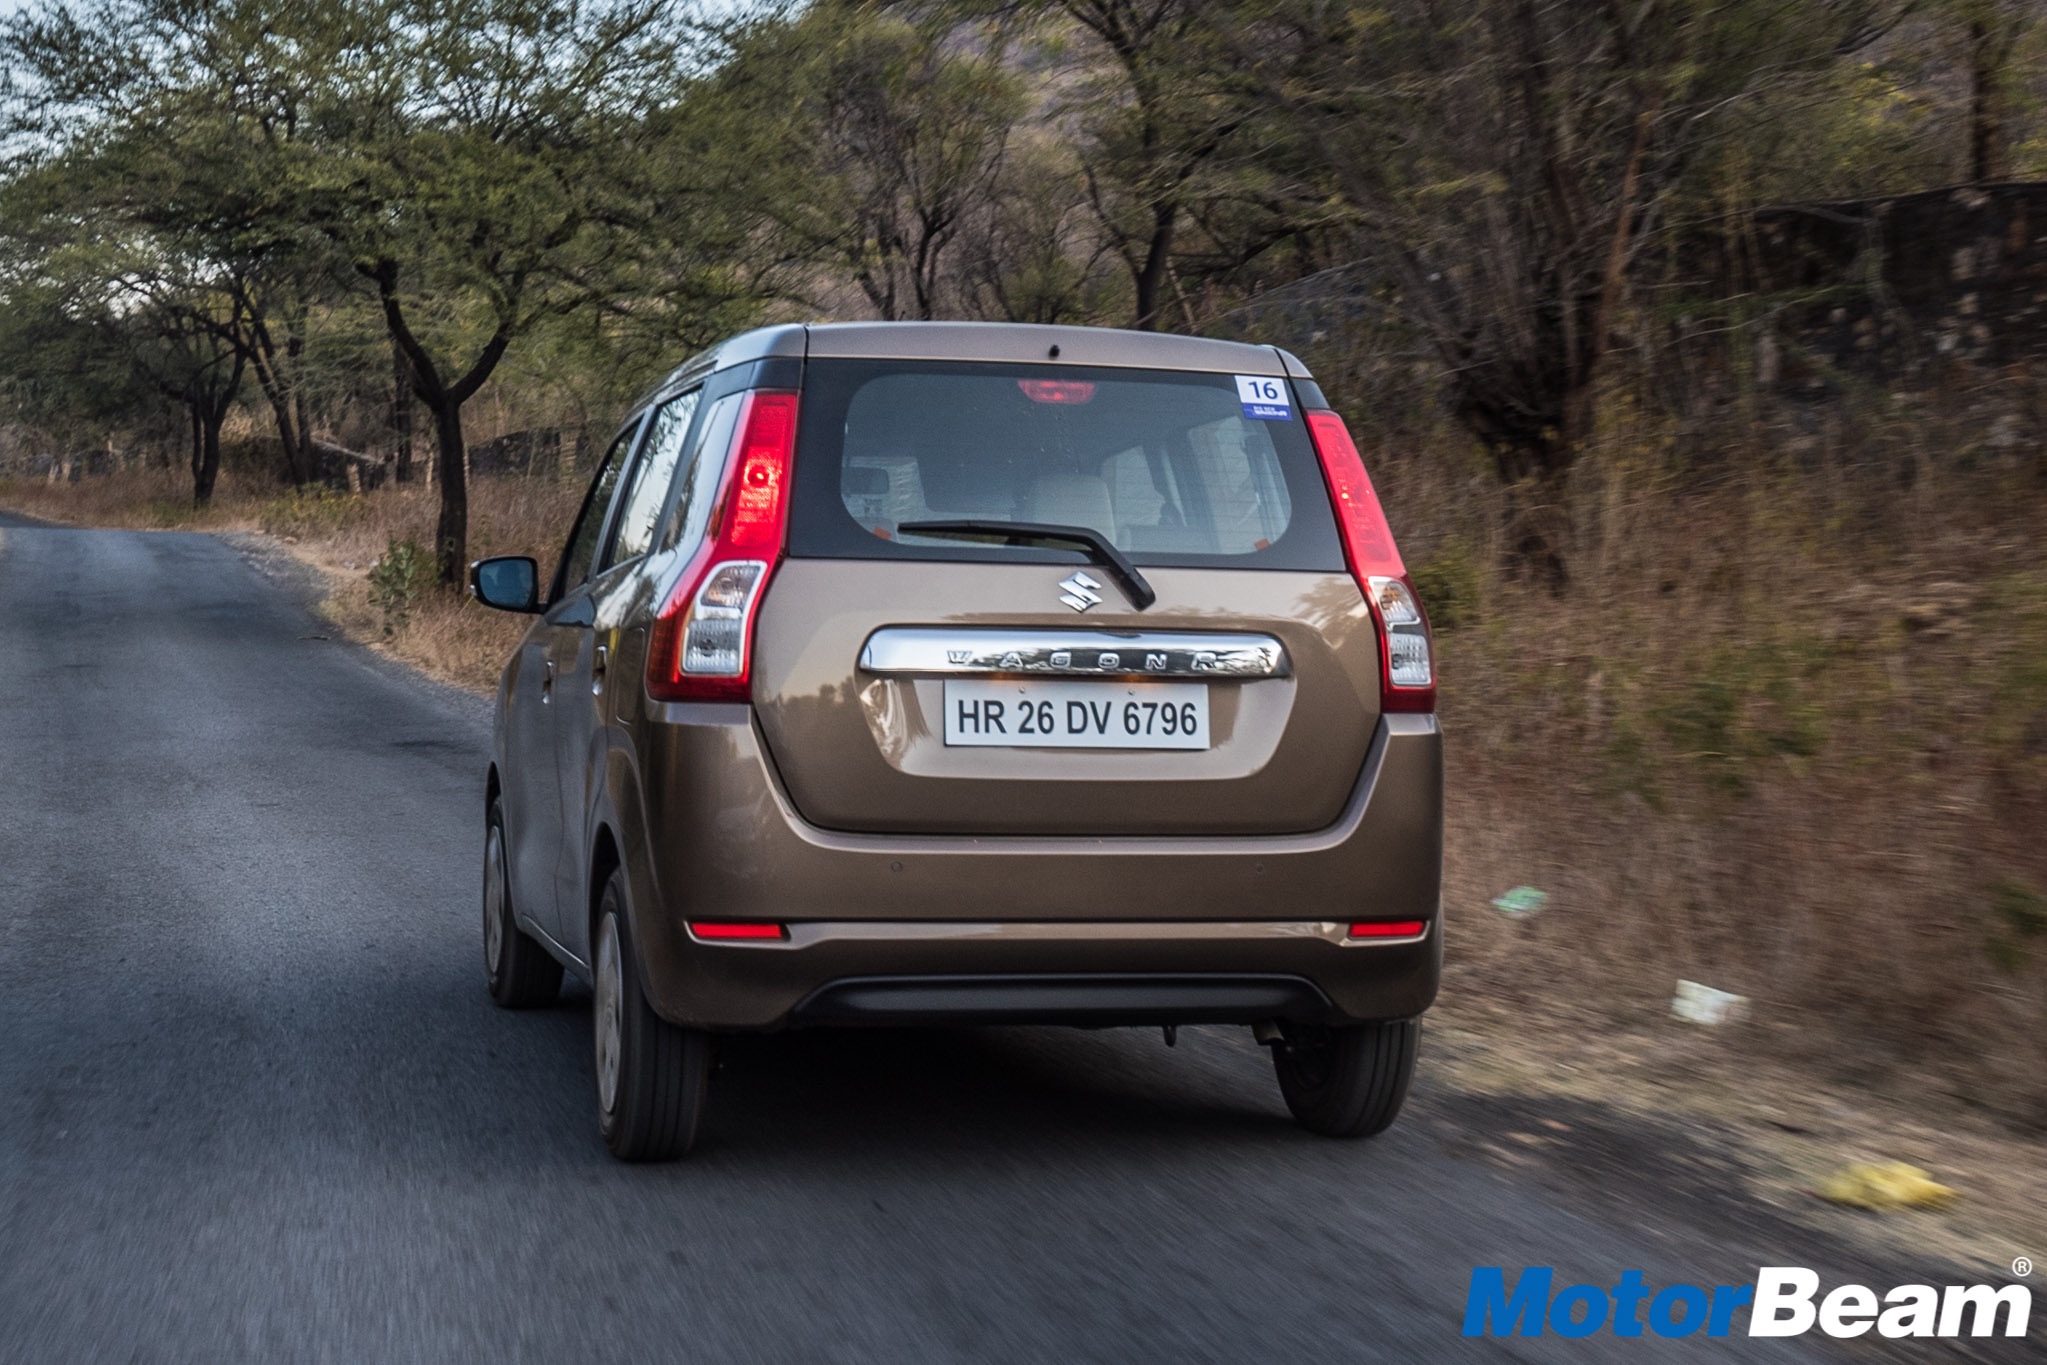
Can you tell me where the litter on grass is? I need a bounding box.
[1490,886,1548,919]
[1671,979,1749,1025]
[1819,1161,1957,1211]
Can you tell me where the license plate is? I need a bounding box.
[942,680,1210,749]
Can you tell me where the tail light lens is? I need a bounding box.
[1348,919,1428,940]
[1304,408,1436,713]
[648,391,799,703]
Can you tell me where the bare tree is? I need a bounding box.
[1948,0,2037,182]
[1013,0,1258,330]
[719,4,1026,321]
[1253,0,1908,578]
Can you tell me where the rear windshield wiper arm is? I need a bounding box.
[896,519,1157,611]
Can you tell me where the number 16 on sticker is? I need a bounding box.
[1235,374,1292,421]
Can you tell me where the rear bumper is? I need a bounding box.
[620,710,1443,1030]
[792,972,1333,1027]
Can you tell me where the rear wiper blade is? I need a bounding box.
[896,519,1157,611]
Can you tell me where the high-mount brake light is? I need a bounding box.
[647,390,799,703]
[1304,408,1436,713]
[1017,379,1095,404]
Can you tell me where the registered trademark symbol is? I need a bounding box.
[2016,1256,2034,1277]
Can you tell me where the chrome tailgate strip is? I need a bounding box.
[858,628,1288,679]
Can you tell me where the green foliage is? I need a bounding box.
[710,4,1041,321]
[1986,879,2047,973]
[369,536,438,635]
[257,487,360,540]
[0,0,768,569]
[0,0,2037,550]
[140,497,199,527]
[1717,59,1950,203]
[1986,572,2047,729]
[1409,540,1484,631]
[1649,636,1834,796]
[1598,713,1666,811]
[1239,0,1914,486]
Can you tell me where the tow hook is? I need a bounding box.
[1252,1020,1285,1048]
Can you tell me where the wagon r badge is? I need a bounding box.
[1058,571,1103,613]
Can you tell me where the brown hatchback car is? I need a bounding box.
[471,322,1442,1161]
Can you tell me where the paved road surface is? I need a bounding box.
[0,517,1843,1362]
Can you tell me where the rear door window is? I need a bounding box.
[555,421,638,597]
[788,362,1342,571]
[662,392,744,558]
[602,388,701,569]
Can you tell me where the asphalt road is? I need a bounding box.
[0,517,1846,1363]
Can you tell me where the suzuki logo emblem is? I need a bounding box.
[1058,571,1103,613]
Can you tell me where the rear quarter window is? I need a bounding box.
[787,361,1343,571]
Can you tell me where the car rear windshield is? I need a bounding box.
[786,360,1344,571]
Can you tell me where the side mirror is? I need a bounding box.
[469,556,540,613]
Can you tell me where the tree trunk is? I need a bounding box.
[293,390,315,486]
[1131,202,1176,331]
[1968,21,2005,183]
[188,401,205,501]
[253,381,308,485]
[428,400,468,584]
[1558,376,1598,462]
[392,337,414,483]
[368,259,509,584]
[194,408,224,506]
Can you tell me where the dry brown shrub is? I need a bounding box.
[0,465,582,692]
[10,406,2046,1124]
[1389,397,2047,1124]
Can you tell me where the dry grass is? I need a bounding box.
[0,464,582,691]
[1373,397,2047,1128]
[1424,1010,2047,1277]
[8,407,2047,1140]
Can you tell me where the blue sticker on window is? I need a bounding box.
[1234,375,1292,420]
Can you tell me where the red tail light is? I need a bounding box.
[1304,409,1436,714]
[647,391,799,703]
[688,921,788,941]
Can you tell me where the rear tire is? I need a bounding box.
[593,870,712,1162]
[1272,1018,1419,1138]
[483,800,562,1009]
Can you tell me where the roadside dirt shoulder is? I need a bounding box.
[1423,1001,2044,1341]
[7,493,2042,1337]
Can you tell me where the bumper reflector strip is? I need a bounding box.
[1347,920,1427,940]
[689,921,787,941]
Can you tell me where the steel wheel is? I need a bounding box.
[483,825,507,972]
[482,798,562,1008]
[594,913,624,1116]
[591,870,712,1161]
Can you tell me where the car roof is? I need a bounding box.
[637,322,1311,411]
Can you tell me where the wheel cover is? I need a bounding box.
[594,915,623,1115]
[483,825,507,977]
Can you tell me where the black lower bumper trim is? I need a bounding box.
[789,972,1333,1027]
